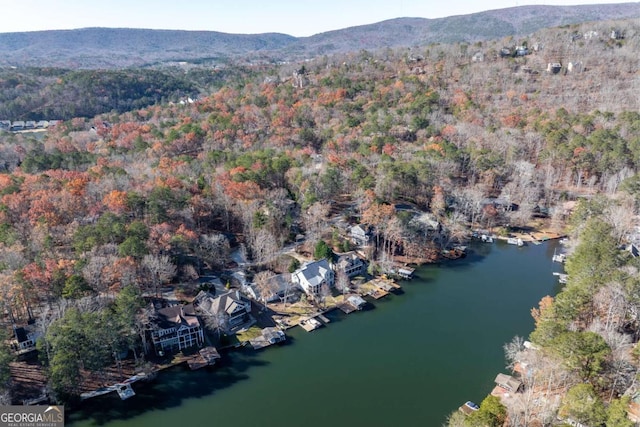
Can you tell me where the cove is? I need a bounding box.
[68,241,563,427]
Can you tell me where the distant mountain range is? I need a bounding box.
[0,2,638,68]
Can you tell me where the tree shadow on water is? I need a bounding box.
[66,350,268,426]
[436,243,494,270]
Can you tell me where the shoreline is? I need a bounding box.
[14,223,564,410]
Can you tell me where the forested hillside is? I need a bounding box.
[0,16,639,417]
[0,67,258,120]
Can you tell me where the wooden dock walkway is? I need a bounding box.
[359,277,400,300]
[338,303,357,314]
[369,277,402,291]
[317,314,331,324]
[249,327,286,350]
[187,346,221,370]
[368,288,389,299]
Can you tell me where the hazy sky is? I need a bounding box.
[2,0,635,36]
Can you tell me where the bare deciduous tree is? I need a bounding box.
[250,228,279,264]
[604,201,636,244]
[319,282,332,309]
[334,269,350,301]
[303,201,331,243]
[503,335,525,371]
[142,254,177,297]
[254,270,276,304]
[197,233,231,270]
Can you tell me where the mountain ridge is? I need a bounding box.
[0,2,638,68]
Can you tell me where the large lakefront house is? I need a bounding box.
[150,303,204,355]
[194,290,253,334]
[333,253,367,278]
[291,259,335,296]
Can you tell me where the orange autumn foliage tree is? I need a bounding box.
[103,190,129,214]
[531,295,555,326]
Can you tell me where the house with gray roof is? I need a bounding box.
[195,290,253,333]
[334,253,366,278]
[150,303,204,355]
[245,273,298,304]
[10,121,24,131]
[350,224,372,246]
[292,259,334,296]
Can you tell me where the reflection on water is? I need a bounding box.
[69,241,563,427]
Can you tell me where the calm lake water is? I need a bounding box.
[68,241,563,427]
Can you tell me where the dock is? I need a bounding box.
[552,250,566,263]
[553,272,568,284]
[552,253,566,263]
[249,327,286,350]
[299,317,322,332]
[507,237,524,246]
[368,288,389,299]
[458,401,479,416]
[338,295,368,314]
[360,276,402,299]
[188,346,221,370]
[369,277,401,290]
[388,264,415,279]
[338,303,357,314]
[116,383,135,400]
[80,372,152,401]
[317,314,331,324]
[481,234,494,243]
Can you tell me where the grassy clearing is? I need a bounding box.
[236,326,263,342]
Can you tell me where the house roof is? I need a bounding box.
[295,259,332,287]
[156,304,200,329]
[13,326,28,343]
[336,253,363,268]
[347,295,367,308]
[195,290,248,317]
[247,273,294,302]
[268,274,292,293]
[494,373,522,391]
[350,224,369,235]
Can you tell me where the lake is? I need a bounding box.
[68,240,563,427]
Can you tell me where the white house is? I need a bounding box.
[292,259,335,296]
[471,51,484,62]
[350,224,371,246]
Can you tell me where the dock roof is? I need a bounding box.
[494,373,522,392]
